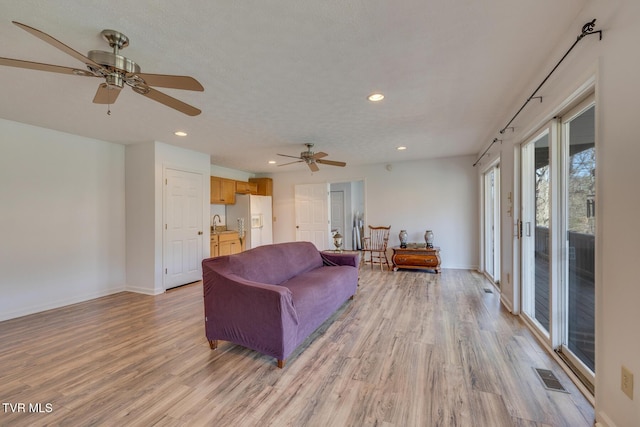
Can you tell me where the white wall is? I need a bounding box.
[126,141,211,295]
[477,1,640,425]
[125,143,156,294]
[0,119,126,321]
[267,155,478,269]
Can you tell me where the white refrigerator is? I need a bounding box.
[226,194,273,249]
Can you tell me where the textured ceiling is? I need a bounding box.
[0,1,587,173]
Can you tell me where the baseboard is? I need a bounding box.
[126,285,164,296]
[0,286,126,322]
[440,265,479,270]
[500,295,514,313]
[596,411,618,427]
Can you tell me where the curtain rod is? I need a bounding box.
[473,19,602,167]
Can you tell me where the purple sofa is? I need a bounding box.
[202,241,360,368]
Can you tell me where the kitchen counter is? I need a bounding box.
[211,230,238,236]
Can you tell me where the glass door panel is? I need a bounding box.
[522,129,551,336]
[563,104,596,374]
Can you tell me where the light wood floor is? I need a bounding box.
[0,268,594,426]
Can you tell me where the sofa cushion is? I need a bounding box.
[227,241,324,285]
[282,265,359,341]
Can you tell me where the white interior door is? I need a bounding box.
[295,183,330,250]
[164,169,203,289]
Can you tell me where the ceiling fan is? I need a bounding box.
[0,21,203,116]
[277,143,347,172]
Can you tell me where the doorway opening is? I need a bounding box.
[330,181,365,250]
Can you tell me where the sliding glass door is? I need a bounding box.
[483,164,500,285]
[520,96,596,388]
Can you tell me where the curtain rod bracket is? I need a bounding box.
[500,127,515,134]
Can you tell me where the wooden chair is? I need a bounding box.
[362,225,391,271]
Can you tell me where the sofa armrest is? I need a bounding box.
[203,270,299,360]
[321,251,360,268]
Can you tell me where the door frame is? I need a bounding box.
[557,95,597,384]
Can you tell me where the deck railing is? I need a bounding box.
[535,227,594,279]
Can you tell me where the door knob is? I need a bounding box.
[198,231,203,235]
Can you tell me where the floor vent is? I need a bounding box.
[534,368,568,393]
[483,288,493,293]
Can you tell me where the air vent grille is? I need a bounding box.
[534,368,568,393]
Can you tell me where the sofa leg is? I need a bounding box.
[209,339,218,350]
[277,359,285,369]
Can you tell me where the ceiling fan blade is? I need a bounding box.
[0,57,95,76]
[277,160,304,167]
[311,151,328,159]
[135,73,204,91]
[134,86,201,116]
[277,153,303,159]
[316,159,346,167]
[12,21,102,69]
[93,83,122,104]
[308,162,320,172]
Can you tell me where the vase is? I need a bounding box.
[399,230,408,248]
[333,232,343,252]
[425,230,434,248]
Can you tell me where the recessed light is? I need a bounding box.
[368,93,384,102]
[174,131,188,137]
[268,160,277,164]
[397,146,407,150]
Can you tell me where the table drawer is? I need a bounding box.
[395,254,439,267]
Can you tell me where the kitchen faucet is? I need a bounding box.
[212,214,221,232]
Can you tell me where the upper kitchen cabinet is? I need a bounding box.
[249,177,273,196]
[235,180,258,195]
[210,176,236,204]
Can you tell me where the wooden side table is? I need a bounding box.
[392,244,441,273]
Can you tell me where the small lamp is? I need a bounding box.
[332,232,343,252]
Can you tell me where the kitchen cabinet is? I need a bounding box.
[210,235,219,258]
[235,180,258,195]
[248,177,273,196]
[210,176,236,204]
[210,231,242,257]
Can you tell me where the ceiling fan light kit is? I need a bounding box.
[0,21,204,116]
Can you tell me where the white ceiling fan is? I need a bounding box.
[0,21,204,116]
[277,143,347,172]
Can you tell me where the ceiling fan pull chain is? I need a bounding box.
[107,87,112,115]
